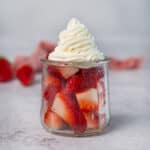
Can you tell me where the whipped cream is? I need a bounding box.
[48,18,104,62]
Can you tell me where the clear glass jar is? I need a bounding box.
[40,58,110,136]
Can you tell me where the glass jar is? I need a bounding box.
[40,58,110,136]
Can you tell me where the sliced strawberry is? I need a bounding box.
[66,67,104,93]
[39,40,56,53]
[43,74,65,104]
[52,89,87,133]
[43,74,64,90]
[16,64,35,86]
[81,67,104,87]
[47,65,63,79]
[76,88,98,112]
[57,67,79,79]
[0,56,14,82]
[43,85,58,105]
[66,73,88,93]
[84,112,99,129]
[44,109,67,130]
[77,99,98,112]
[31,41,56,72]
[76,88,98,103]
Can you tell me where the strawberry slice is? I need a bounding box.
[43,74,64,90]
[76,88,98,112]
[0,56,14,82]
[47,65,63,79]
[52,89,87,133]
[66,67,104,93]
[84,112,99,129]
[44,109,67,130]
[66,73,88,93]
[16,64,35,86]
[57,67,79,79]
[43,85,58,105]
[77,99,98,112]
[43,74,65,104]
[81,67,104,87]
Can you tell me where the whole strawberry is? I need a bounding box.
[16,64,35,86]
[0,56,14,82]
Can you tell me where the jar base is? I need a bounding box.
[43,124,109,137]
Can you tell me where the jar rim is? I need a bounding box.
[41,56,109,68]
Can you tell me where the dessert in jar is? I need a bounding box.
[41,18,110,136]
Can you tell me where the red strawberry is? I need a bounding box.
[44,109,67,130]
[81,67,104,87]
[77,99,98,112]
[57,67,79,79]
[47,65,63,79]
[16,64,35,86]
[43,74,65,104]
[39,40,56,53]
[31,41,56,72]
[52,89,87,133]
[76,88,98,112]
[66,67,104,93]
[43,85,58,105]
[84,112,99,129]
[0,56,14,82]
[66,74,88,93]
[43,74,64,90]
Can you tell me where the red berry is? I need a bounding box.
[43,74,65,104]
[0,57,14,82]
[52,89,87,133]
[16,64,35,86]
[43,85,58,105]
[66,67,104,93]
[44,109,67,130]
[66,74,88,93]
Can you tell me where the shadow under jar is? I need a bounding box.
[40,58,110,137]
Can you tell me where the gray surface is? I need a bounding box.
[0,51,149,150]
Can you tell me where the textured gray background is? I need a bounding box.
[0,0,150,58]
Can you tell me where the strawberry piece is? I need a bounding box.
[81,67,104,87]
[39,40,56,53]
[77,99,98,112]
[47,65,63,79]
[66,67,104,93]
[43,74,65,104]
[31,41,56,72]
[52,89,87,133]
[13,41,56,72]
[66,74,88,93]
[13,55,30,69]
[16,64,35,86]
[76,88,98,112]
[43,85,58,105]
[84,112,99,129]
[109,57,144,70]
[43,74,64,90]
[76,88,98,103]
[57,67,79,79]
[44,109,67,130]
[0,57,14,82]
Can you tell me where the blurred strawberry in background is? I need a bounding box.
[0,56,14,82]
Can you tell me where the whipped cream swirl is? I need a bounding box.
[48,18,104,62]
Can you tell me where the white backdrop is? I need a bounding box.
[0,0,149,58]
